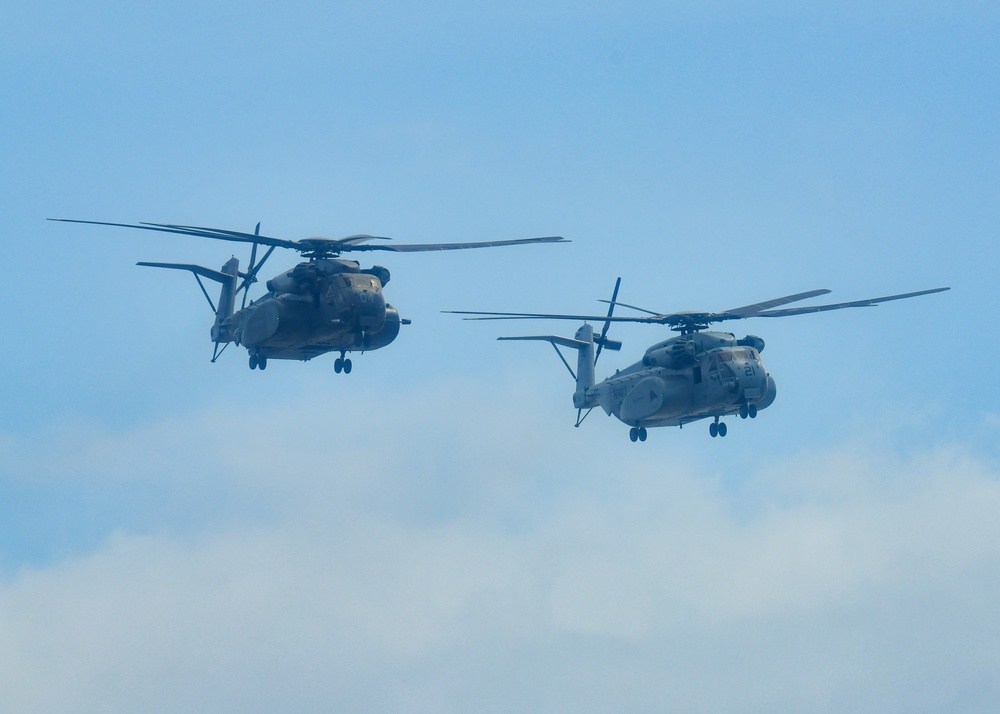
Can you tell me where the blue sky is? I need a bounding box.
[2,2,999,711]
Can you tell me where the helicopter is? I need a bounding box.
[448,280,950,441]
[50,218,566,372]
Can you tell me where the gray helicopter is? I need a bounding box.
[51,218,566,372]
[449,280,949,441]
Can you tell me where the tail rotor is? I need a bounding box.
[594,277,622,365]
[238,222,277,309]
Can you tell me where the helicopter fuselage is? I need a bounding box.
[469,279,947,440]
[586,331,777,428]
[218,257,404,363]
[51,217,568,374]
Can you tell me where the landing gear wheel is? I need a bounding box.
[638,427,647,442]
[748,404,758,419]
[709,422,718,438]
[343,358,352,374]
[249,354,258,370]
[629,427,639,443]
[334,358,343,373]
[258,357,267,371]
[740,404,749,419]
[718,422,727,437]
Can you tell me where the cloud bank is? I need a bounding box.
[1,379,998,713]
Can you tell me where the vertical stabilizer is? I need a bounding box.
[573,323,596,407]
[211,257,239,342]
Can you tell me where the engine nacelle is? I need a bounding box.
[364,265,390,287]
[266,259,367,295]
[267,262,320,295]
[738,334,765,353]
[643,338,696,368]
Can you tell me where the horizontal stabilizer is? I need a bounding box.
[137,262,231,283]
[498,335,589,350]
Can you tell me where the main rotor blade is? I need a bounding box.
[443,309,665,324]
[348,236,567,252]
[52,220,564,256]
[721,289,832,318]
[49,219,301,250]
[448,286,950,330]
[306,234,392,245]
[141,222,302,249]
[754,287,950,318]
[597,298,661,316]
[598,290,834,320]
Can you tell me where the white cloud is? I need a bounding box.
[1,378,999,712]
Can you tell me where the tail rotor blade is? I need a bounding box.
[595,277,621,365]
[240,222,261,310]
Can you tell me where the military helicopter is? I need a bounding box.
[50,218,566,372]
[448,280,949,441]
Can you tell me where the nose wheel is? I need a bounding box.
[709,418,727,438]
[629,426,647,443]
[249,353,267,370]
[739,403,758,419]
[334,353,352,374]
